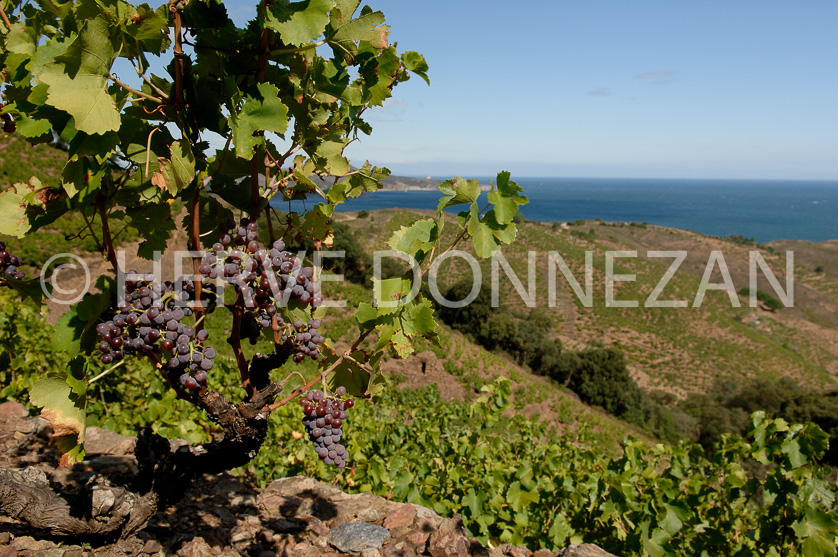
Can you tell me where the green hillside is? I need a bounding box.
[334,209,838,398]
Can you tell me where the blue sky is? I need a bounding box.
[218,1,838,180]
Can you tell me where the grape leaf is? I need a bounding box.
[387,218,438,260]
[0,188,29,238]
[437,177,481,212]
[30,372,87,464]
[53,290,111,357]
[468,205,501,258]
[488,189,518,225]
[266,0,336,47]
[401,51,429,85]
[38,18,120,135]
[329,10,387,48]
[230,82,289,159]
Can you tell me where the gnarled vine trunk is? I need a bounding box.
[0,377,282,539]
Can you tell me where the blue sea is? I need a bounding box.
[272,178,838,243]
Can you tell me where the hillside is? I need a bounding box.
[335,210,838,399]
[4,130,838,437]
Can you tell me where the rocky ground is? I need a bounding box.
[0,402,615,557]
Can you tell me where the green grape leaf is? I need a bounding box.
[437,177,481,212]
[364,47,400,106]
[301,203,333,241]
[468,207,501,258]
[797,422,831,462]
[266,0,336,46]
[53,290,111,357]
[373,277,417,315]
[170,140,196,191]
[16,113,53,138]
[506,481,539,514]
[401,51,429,85]
[801,535,837,557]
[355,303,377,330]
[38,18,120,135]
[496,171,527,204]
[390,329,412,358]
[230,82,289,159]
[659,503,686,536]
[387,218,438,260]
[401,297,437,337]
[462,488,483,519]
[329,10,387,48]
[0,188,29,238]
[488,189,518,225]
[324,351,369,397]
[30,372,87,464]
[126,202,177,260]
[314,139,350,175]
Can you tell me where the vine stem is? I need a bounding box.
[0,5,11,29]
[108,75,163,104]
[169,1,184,108]
[144,126,161,178]
[227,291,253,399]
[266,328,373,411]
[88,360,127,384]
[190,185,203,331]
[97,197,120,274]
[421,201,491,276]
[249,152,261,221]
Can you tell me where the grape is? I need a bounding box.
[0,242,26,282]
[196,217,326,356]
[94,272,216,393]
[300,388,354,468]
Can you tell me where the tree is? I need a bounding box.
[0,0,527,538]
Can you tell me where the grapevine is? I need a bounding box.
[0,0,528,539]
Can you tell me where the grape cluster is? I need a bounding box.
[95,273,215,392]
[0,242,25,281]
[283,318,326,362]
[300,386,354,468]
[198,218,325,359]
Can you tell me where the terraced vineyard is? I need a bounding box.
[335,209,838,398]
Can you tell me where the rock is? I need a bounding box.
[383,542,417,557]
[177,537,215,557]
[11,536,53,552]
[427,515,470,557]
[383,505,417,530]
[142,540,164,554]
[261,476,400,525]
[62,549,86,557]
[0,532,11,544]
[0,401,27,420]
[83,427,135,455]
[327,521,390,554]
[0,548,15,557]
[533,551,558,557]
[406,531,430,552]
[557,545,618,557]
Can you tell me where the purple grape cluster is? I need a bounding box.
[96,273,215,392]
[282,318,326,362]
[198,218,324,357]
[300,386,353,468]
[0,241,25,281]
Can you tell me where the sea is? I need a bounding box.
[271,178,838,243]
